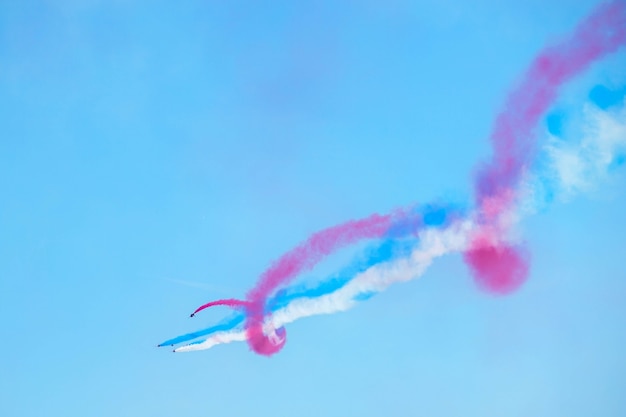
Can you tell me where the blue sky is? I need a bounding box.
[1,1,625,416]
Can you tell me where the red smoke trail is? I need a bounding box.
[466,1,626,294]
[190,299,250,317]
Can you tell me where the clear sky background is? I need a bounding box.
[1,1,625,416]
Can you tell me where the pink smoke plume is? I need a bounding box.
[466,0,626,294]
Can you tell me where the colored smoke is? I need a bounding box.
[161,1,626,356]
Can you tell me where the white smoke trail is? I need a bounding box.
[175,101,626,353]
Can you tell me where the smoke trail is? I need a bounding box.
[167,98,626,352]
[162,97,626,352]
[193,207,429,355]
[160,238,417,348]
[161,1,626,356]
[179,205,458,352]
[465,0,626,294]
[174,219,474,352]
[160,205,459,348]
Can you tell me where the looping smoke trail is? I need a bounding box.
[189,205,455,355]
[161,1,626,356]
